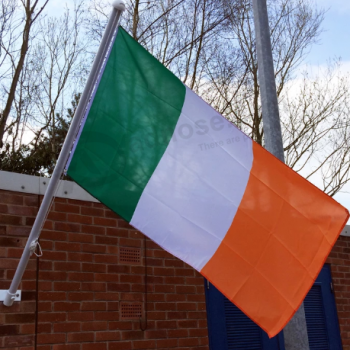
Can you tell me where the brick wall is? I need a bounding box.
[327,236,350,350]
[0,189,209,350]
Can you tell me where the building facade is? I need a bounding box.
[0,170,349,350]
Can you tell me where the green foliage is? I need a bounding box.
[0,94,80,177]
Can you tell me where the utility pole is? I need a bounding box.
[251,0,310,349]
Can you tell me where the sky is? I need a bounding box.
[301,0,350,222]
[41,0,350,222]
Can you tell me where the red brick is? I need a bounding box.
[81,321,108,331]
[4,335,34,347]
[175,268,195,277]
[176,285,196,294]
[189,328,208,337]
[154,285,175,293]
[154,267,175,276]
[68,292,94,301]
[41,251,67,261]
[95,273,119,282]
[5,313,35,324]
[155,302,177,311]
[178,337,199,346]
[43,220,53,229]
[67,332,94,342]
[6,226,31,236]
[133,340,156,349]
[109,321,132,331]
[53,322,81,332]
[81,243,106,254]
[37,323,52,333]
[68,272,94,281]
[0,214,23,225]
[82,263,106,273]
[107,283,130,292]
[39,271,67,280]
[118,220,133,229]
[119,238,141,247]
[109,341,132,350]
[68,213,92,224]
[94,311,119,321]
[82,343,107,350]
[55,241,81,252]
[157,320,177,329]
[177,302,197,311]
[54,302,80,311]
[94,254,118,264]
[38,302,51,312]
[108,265,130,274]
[39,292,66,302]
[69,232,94,243]
[121,331,144,340]
[67,312,94,321]
[55,203,80,214]
[81,301,106,311]
[81,206,104,216]
[106,228,128,237]
[168,329,188,338]
[81,225,105,235]
[41,230,67,241]
[95,331,120,341]
[47,211,67,221]
[0,325,19,335]
[38,313,66,322]
[82,282,106,292]
[19,323,34,334]
[93,292,119,301]
[8,205,37,216]
[157,338,178,348]
[55,222,80,233]
[145,329,167,339]
[53,344,81,350]
[54,282,81,291]
[95,235,119,245]
[0,193,23,205]
[54,262,81,271]
[94,217,117,227]
[68,252,93,262]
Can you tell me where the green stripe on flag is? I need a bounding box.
[67,27,186,221]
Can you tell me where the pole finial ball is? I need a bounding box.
[112,0,125,11]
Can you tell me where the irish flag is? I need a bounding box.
[66,27,349,337]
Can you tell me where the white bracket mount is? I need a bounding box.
[0,290,21,302]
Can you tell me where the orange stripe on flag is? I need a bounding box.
[201,142,349,338]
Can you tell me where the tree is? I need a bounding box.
[0,94,80,176]
[1,0,349,197]
[0,0,50,148]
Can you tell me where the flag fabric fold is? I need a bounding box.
[66,26,349,337]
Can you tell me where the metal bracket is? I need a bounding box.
[0,290,21,302]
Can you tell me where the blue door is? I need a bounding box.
[205,265,342,350]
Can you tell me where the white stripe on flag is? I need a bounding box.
[130,87,253,271]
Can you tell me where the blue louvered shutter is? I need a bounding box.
[304,265,342,350]
[205,265,342,350]
[205,281,284,350]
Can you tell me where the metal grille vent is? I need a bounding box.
[119,247,141,264]
[120,303,142,320]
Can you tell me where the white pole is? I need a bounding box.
[3,1,125,307]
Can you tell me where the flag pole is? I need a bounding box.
[3,0,126,307]
[252,0,309,348]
